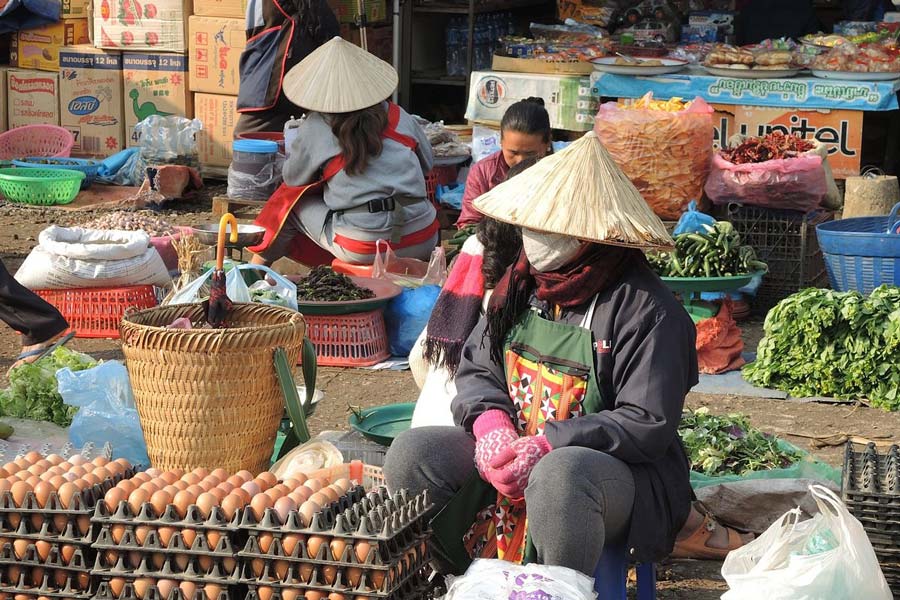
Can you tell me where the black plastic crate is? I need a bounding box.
[716,204,833,311]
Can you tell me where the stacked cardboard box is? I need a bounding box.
[59,46,126,157]
[188,13,244,168]
[7,69,61,129]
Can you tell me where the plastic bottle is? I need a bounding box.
[446,19,457,76]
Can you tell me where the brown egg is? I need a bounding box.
[62,472,79,482]
[273,496,297,524]
[150,490,173,517]
[370,569,386,589]
[197,480,215,492]
[250,556,265,577]
[182,473,201,486]
[203,475,221,487]
[282,534,303,557]
[162,484,180,496]
[32,480,53,508]
[13,539,30,559]
[116,479,137,495]
[195,492,218,518]
[138,481,159,495]
[298,500,320,527]
[172,490,196,518]
[159,471,179,485]
[235,470,253,482]
[128,488,151,514]
[156,579,177,599]
[157,526,176,547]
[128,551,142,568]
[303,592,324,600]
[354,540,372,563]
[257,587,274,600]
[308,492,330,507]
[81,473,101,487]
[258,533,274,553]
[209,468,228,481]
[346,567,363,587]
[104,549,120,567]
[6,564,21,585]
[133,578,153,599]
[226,475,244,488]
[134,526,151,546]
[77,514,90,535]
[57,482,80,508]
[273,484,291,496]
[287,491,308,506]
[111,524,127,544]
[23,451,41,463]
[144,467,160,478]
[319,486,339,504]
[205,584,223,599]
[26,464,44,477]
[181,528,197,549]
[330,538,348,562]
[186,484,205,498]
[48,475,67,490]
[231,487,251,504]
[93,467,111,482]
[328,594,345,600]
[10,481,33,507]
[180,581,197,599]
[25,475,41,488]
[60,544,75,564]
[250,493,273,521]
[295,485,315,500]
[281,590,301,600]
[53,568,69,587]
[174,552,189,570]
[306,535,326,559]
[151,553,165,570]
[109,578,125,598]
[257,471,278,487]
[241,481,261,497]
[209,487,228,502]
[263,488,283,503]
[0,479,11,494]
[33,540,51,562]
[68,465,87,478]
[206,530,221,552]
[333,477,352,493]
[220,494,244,520]
[305,478,324,492]
[215,481,234,494]
[77,572,90,589]
[106,462,124,477]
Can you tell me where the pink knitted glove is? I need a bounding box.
[489,435,552,501]
[473,410,518,484]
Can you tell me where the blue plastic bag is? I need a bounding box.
[437,184,464,210]
[384,285,441,357]
[673,201,716,236]
[58,362,150,467]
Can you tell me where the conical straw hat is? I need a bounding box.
[473,132,674,249]
[283,37,399,113]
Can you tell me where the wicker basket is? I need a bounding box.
[119,303,305,473]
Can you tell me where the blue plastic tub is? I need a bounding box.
[816,203,900,293]
[12,157,101,189]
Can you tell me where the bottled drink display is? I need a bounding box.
[446,12,514,76]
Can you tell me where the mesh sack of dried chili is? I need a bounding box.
[705,134,829,212]
[593,94,714,221]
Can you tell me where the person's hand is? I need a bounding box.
[489,435,552,501]
[473,410,518,484]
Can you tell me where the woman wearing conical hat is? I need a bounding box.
[384,132,702,574]
[249,38,439,267]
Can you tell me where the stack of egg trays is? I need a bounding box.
[93,579,236,600]
[0,467,134,599]
[237,486,434,599]
[90,498,246,599]
[841,442,900,593]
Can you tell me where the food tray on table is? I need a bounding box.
[291,276,402,316]
[590,56,688,75]
[0,167,84,205]
[349,404,415,447]
[12,157,101,189]
[701,65,804,78]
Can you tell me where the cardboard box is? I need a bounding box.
[13,19,91,71]
[491,54,594,76]
[123,52,192,146]
[192,0,246,19]
[340,23,392,63]
[62,0,91,19]
[194,92,237,167]
[59,46,125,158]
[7,69,60,128]
[466,71,597,132]
[0,69,8,133]
[328,0,387,25]
[188,16,245,95]
[93,0,191,53]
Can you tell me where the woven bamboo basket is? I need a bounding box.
[120,303,305,473]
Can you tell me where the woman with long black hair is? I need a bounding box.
[235,0,340,134]
[250,37,437,266]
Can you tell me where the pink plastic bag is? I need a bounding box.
[705,153,828,212]
[594,96,714,220]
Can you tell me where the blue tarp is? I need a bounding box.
[0,0,59,34]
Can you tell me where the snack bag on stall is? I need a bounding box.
[594,93,714,221]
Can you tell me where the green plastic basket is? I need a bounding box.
[0,167,85,206]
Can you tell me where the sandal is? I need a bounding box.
[8,332,76,374]
[671,512,747,560]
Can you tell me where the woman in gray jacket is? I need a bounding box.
[250,37,438,266]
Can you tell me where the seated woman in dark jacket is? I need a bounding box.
[385,133,726,574]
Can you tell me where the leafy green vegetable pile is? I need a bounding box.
[744,286,900,411]
[0,347,98,427]
[648,221,767,278]
[679,407,803,476]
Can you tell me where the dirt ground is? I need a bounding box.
[0,193,898,599]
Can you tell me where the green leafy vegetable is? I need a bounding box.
[0,347,98,427]
[679,407,803,476]
[744,286,900,411]
[648,221,767,278]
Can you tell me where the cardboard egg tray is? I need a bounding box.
[93,579,237,600]
[236,488,433,598]
[0,560,93,599]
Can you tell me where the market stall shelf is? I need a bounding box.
[700,65,804,79]
[590,57,688,76]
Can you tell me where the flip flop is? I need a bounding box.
[671,513,748,560]
[12,331,76,366]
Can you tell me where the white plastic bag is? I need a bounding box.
[721,485,892,600]
[15,226,171,289]
[440,559,597,600]
[165,263,298,312]
[472,125,501,163]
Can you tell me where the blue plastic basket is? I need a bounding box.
[12,157,100,189]
[816,202,900,294]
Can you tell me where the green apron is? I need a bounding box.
[431,296,605,573]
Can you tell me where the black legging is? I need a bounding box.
[0,259,67,346]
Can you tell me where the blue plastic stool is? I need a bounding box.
[593,544,656,600]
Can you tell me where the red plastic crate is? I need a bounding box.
[35,286,158,339]
[300,309,390,367]
[425,165,458,203]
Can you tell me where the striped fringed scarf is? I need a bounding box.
[422,235,485,376]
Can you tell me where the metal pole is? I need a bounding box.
[392,0,400,102]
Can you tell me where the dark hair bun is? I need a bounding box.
[524,97,545,107]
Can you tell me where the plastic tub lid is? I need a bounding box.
[232,139,279,154]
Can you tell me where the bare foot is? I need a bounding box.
[677,506,754,549]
